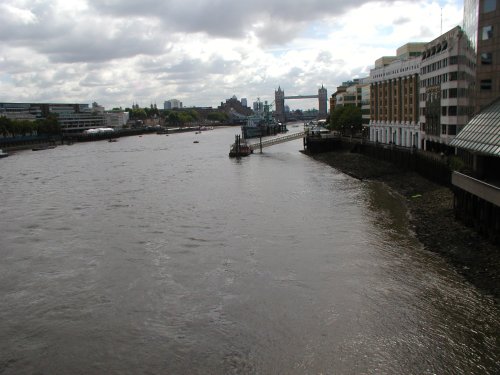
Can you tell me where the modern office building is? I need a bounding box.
[329,80,360,114]
[105,111,130,129]
[419,26,476,151]
[335,82,363,108]
[253,100,264,114]
[464,0,500,112]
[0,102,105,133]
[360,79,371,130]
[369,43,424,148]
[164,99,182,110]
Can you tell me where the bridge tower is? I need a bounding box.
[318,84,327,119]
[275,86,285,122]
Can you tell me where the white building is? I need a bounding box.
[105,111,130,129]
[419,26,476,151]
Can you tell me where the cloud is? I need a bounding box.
[393,16,411,25]
[0,0,464,109]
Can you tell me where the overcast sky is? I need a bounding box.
[0,0,463,110]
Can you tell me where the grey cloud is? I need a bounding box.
[0,2,168,63]
[416,26,435,39]
[40,34,162,64]
[142,57,240,81]
[0,0,406,66]
[393,16,410,25]
[316,51,333,63]
[89,0,398,44]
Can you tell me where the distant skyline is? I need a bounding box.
[0,0,463,110]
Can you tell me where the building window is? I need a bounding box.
[442,89,448,99]
[448,106,457,116]
[449,88,458,98]
[482,25,494,40]
[483,0,496,12]
[448,125,457,135]
[449,71,458,81]
[442,106,447,116]
[480,79,492,90]
[481,52,493,65]
[449,56,458,65]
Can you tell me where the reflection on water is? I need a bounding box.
[0,128,498,374]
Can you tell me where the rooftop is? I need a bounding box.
[450,98,500,157]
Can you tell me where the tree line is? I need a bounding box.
[0,115,61,137]
[124,106,229,126]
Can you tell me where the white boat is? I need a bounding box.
[0,149,9,158]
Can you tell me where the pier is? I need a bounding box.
[247,131,306,153]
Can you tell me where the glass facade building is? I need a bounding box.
[464,0,500,112]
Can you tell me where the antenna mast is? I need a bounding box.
[440,7,443,35]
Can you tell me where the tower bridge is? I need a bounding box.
[275,85,327,122]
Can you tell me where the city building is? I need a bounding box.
[241,98,248,107]
[464,0,500,112]
[335,81,363,108]
[329,85,347,114]
[253,100,264,114]
[419,26,476,151]
[0,102,43,119]
[218,96,253,123]
[105,111,130,129]
[0,102,105,133]
[369,43,424,148]
[360,79,371,130]
[164,99,183,110]
[92,102,105,114]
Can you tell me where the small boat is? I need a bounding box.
[32,145,56,151]
[0,149,9,158]
[193,140,199,143]
[108,138,118,142]
[229,142,251,157]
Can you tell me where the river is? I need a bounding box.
[0,127,498,374]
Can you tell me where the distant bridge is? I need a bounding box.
[283,95,319,100]
[247,131,306,152]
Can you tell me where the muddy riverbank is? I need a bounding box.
[310,151,500,304]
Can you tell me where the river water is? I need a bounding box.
[0,127,498,374]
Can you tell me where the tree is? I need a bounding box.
[36,114,61,135]
[207,112,228,123]
[329,107,342,131]
[167,111,181,126]
[129,108,147,120]
[329,105,362,135]
[0,117,13,137]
